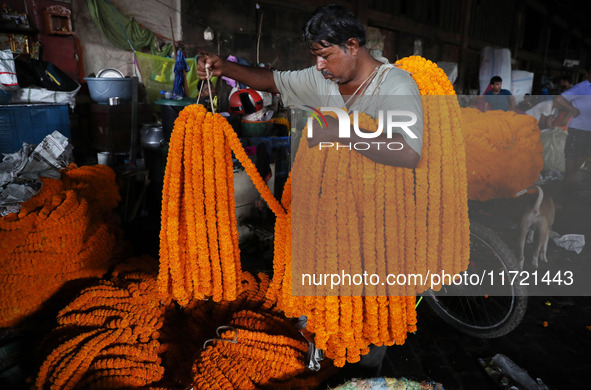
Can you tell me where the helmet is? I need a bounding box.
[228,89,264,115]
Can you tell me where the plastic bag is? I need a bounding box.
[540,128,567,172]
[10,85,81,109]
[134,51,199,104]
[0,49,18,90]
[14,59,79,92]
[511,70,534,102]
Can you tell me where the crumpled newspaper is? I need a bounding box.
[537,169,564,184]
[550,231,585,254]
[0,143,34,186]
[0,131,73,216]
[304,340,324,371]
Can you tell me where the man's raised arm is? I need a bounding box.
[196,52,279,94]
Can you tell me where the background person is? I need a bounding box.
[484,75,516,111]
[558,75,573,93]
[554,64,591,184]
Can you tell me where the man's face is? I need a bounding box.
[559,80,571,91]
[491,81,502,93]
[310,42,355,84]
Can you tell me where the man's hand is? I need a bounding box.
[197,52,224,80]
[196,51,279,94]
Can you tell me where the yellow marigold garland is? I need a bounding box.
[461,107,544,201]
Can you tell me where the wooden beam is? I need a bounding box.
[366,9,462,46]
[457,0,472,93]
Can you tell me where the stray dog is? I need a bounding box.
[518,185,555,269]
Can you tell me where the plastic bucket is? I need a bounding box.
[240,119,273,137]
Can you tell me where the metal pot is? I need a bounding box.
[140,123,165,150]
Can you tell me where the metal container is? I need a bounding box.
[97,68,124,78]
[108,96,120,106]
[140,123,165,150]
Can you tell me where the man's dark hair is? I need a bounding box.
[490,76,502,84]
[303,4,366,49]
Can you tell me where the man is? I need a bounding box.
[197,4,423,376]
[197,4,423,169]
[558,76,573,93]
[484,76,516,111]
[554,65,591,183]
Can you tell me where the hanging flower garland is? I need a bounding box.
[157,55,469,368]
[461,107,544,201]
[276,56,469,366]
[158,105,245,304]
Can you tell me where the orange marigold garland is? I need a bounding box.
[0,165,121,328]
[191,274,313,389]
[36,265,327,389]
[461,107,544,201]
[158,105,240,305]
[159,105,277,303]
[35,269,166,390]
[283,56,470,365]
[157,55,469,368]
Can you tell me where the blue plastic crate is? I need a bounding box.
[0,104,70,154]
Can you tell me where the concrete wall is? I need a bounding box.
[180,1,315,71]
[72,0,181,78]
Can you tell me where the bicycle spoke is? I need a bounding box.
[425,221,528,338]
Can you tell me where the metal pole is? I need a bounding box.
[129,76,138,165]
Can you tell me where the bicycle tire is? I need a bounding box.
[425,221,528,338]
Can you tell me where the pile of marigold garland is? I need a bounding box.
[461,107,544,201]
[36,264,324,389]
[159,55,470,367]
[188,272,324,389]
[35,266,166,390]
[0,164,121,328]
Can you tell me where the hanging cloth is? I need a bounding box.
[173,49,189,97]
[87,0,172,57]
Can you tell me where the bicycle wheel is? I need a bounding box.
[425,221,528,338]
